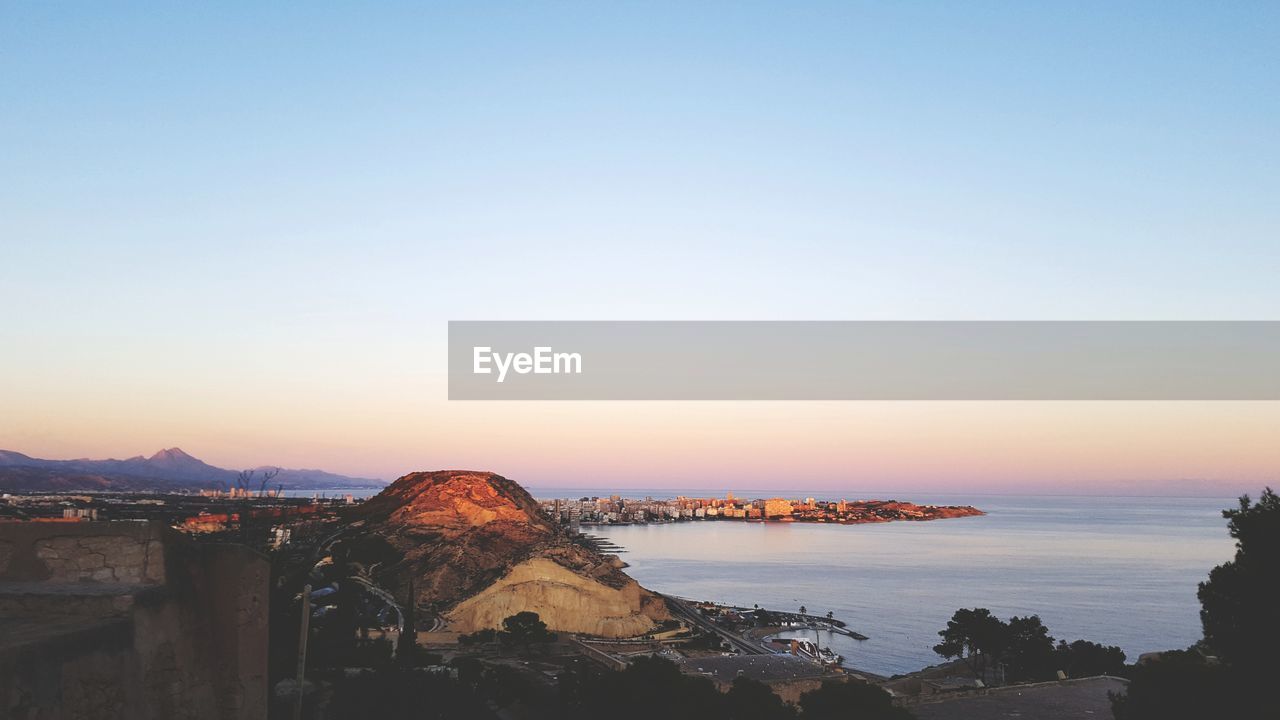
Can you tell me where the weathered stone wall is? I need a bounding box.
[0,619,140,720]
[145,541,271,720]
[36,533,163,583]
[0,588,140,618]
[0,521,269,720]
[0,520,165,584]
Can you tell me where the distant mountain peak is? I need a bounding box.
[0,447,387,492]
[149,447,195,462]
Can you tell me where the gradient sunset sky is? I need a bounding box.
[2,3,1277,494]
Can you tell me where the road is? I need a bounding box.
[662,594,768,655]
[311,523,351,562]
[347,576,406,632]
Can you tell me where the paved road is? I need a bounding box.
[346,576,405,632]
[662,594,768,655]
[311,524,349,562]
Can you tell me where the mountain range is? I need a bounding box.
[0,447,386,492]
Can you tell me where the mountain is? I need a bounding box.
[337,470,670,638]
[256,466,384,490]
[0,448,385,491]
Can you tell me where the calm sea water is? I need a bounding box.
[579,494,1238,677]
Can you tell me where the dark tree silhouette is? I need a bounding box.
[1111,649,1231,720]
[1004,615,1056,681]
[500,611,552,649]
[1114,489,1280,720]
[1197,488,1280,682]
[396,578,417,665]
[725,677,796,720]
[562,655,724,720]
[235,469,254,493]
[933,608,1007,681]
[257,467,279,497]
[1054,639,1125,678]
[797,681,914,719]
[327,668,497,720]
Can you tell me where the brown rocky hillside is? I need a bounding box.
[337,470,669,638]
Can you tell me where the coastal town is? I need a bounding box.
[538,493,984,530]
[1,481,893,716]
[3,475,1145,720]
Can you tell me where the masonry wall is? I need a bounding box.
[0,521,269,720]
[0,520,166,584]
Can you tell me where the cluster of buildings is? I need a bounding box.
[539,493,979,528]
[0,491,355,557]
[540,492,814,528]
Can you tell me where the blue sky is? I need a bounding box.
[2,2,1277,489]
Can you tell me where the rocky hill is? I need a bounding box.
[338,470,669,638]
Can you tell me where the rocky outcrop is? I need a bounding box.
[447,557,666,637]
[341,470,668,638]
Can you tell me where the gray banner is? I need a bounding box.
[448,321,1280,400]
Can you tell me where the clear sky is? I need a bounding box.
[2,2,1277,494]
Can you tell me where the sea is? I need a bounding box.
[540,492,1239,677]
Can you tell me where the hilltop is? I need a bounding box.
[337,470,670,638]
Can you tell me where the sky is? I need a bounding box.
[2,2,1278,494]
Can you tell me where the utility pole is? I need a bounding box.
[293,584,311,720]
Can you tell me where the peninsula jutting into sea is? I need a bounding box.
[537,493,984,528]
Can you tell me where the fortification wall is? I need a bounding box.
[0,521,269,720]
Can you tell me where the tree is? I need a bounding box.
[1110,650,1231,720]
[1054,639,1125,678]
[257,466,280,497]
[797,681,913,720]
[396,579,417,666]
[499,611,552,649]
[310,582,360,668]
[458,628,497,646]
[1197,488,1280,683]
[565,656,725,720]
[725,677,796,720]
[1113,489,1280,719]
[933,608,1007,681]
[1004,615,1056,682]
[799,605,807,615]
[328,666,498,720]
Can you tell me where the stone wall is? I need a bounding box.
[36,533,163,583]
[0,521,269,720]
[0,520,165,584]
